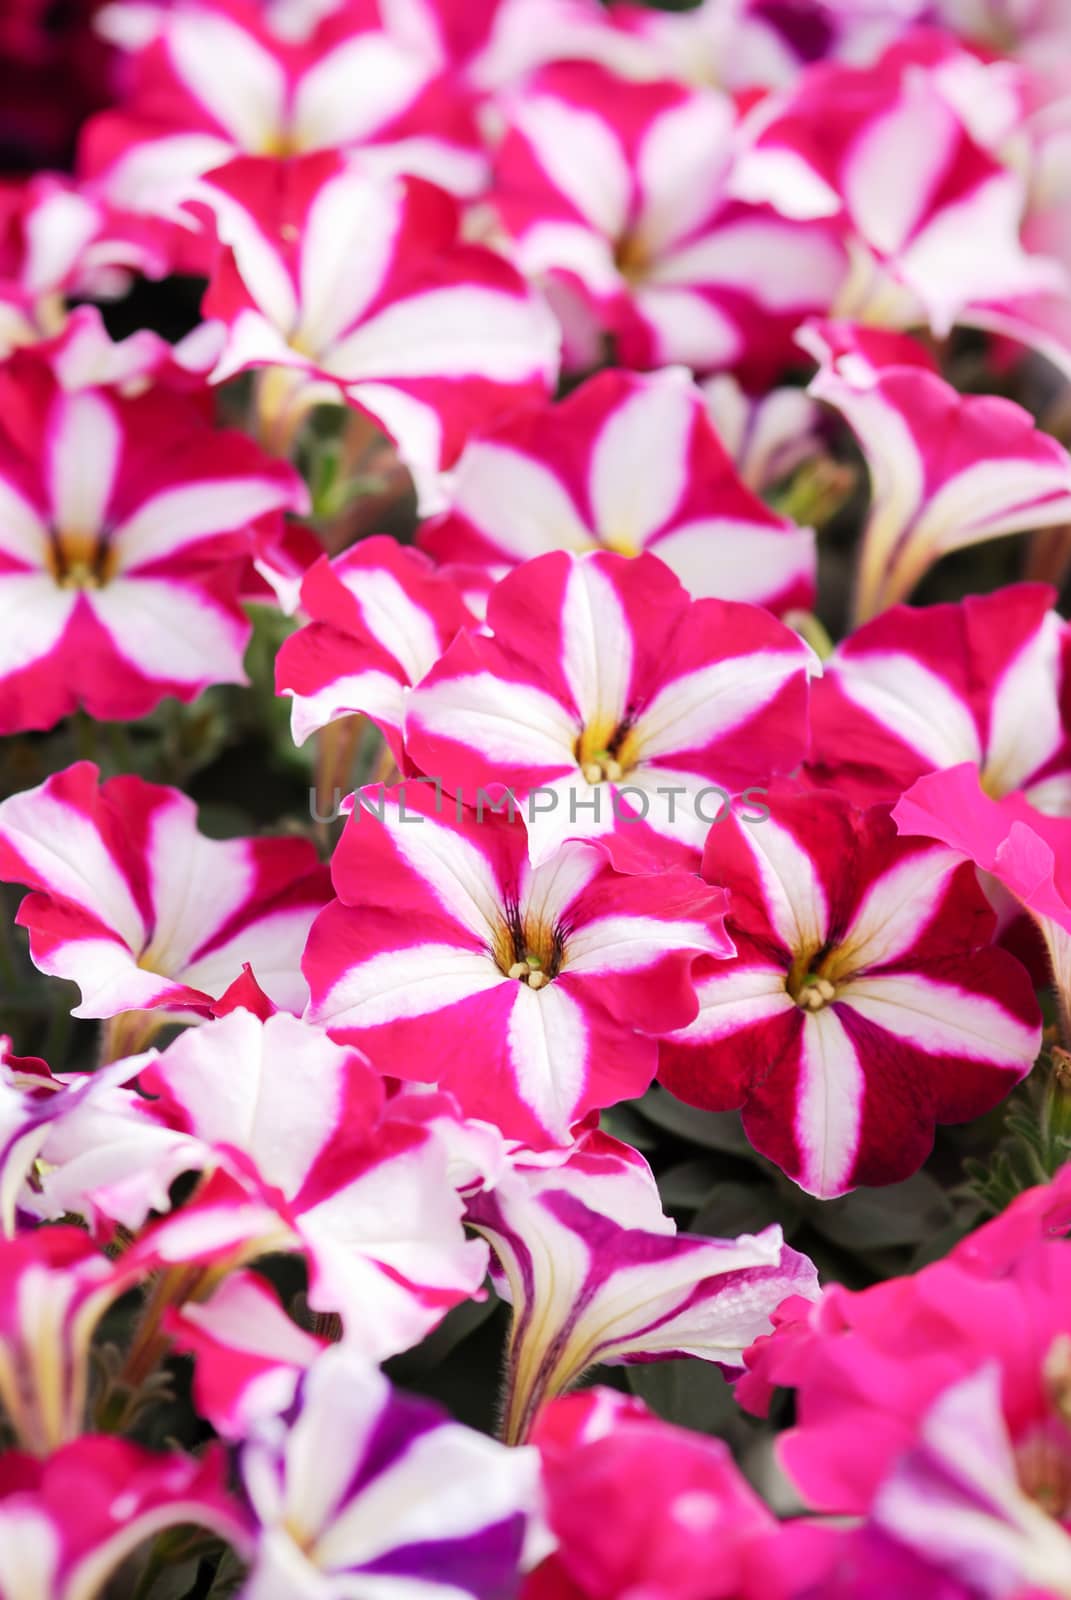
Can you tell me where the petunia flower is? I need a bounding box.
[0,1436,251,1600]
[419,367,817,613]
[799,322,1071,621]
[195,150,559,503]
[702,372,825,494]
[0,762,330,1025]
[659,788,1042,1197]
[491,62,846,379]
[303,781,731,1145]
[808,582,1071,813]
[0,1228,139,1456]
[405,548,817,868]
[80,0,487,247]
[466,1125,818,1442]
[0,172,169,357]
[237,1349,546,1600]
[893,762,1071,1039]
[275,533,475,759]
[730,36,1064,339]
[0,351,307,731]
[736,1165,1071,1597]
[525,1384,788,1600]
[31,1007,491,1361]
[165,1271,327,1440]
[871,1364,1071,1599]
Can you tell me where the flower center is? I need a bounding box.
[614,229,653,285]
[493,904,565,989]
[575,716,640,786]
[1017,1426,1071,1521]
[795,974,837,1011]
[46,529,116,590]
[786,945,843,1011]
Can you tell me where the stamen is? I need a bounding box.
[795,974,837,1012]
[581,751,624,785]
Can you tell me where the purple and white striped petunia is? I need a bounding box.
[799,321,1071,621]
[237,1349,546,1600]
[807,582,1071,813]
[0,762,330,1024]
[658,789,1042,1198]
[0,351,307,732]
[195,150,560,503]
[405,549,817,868]
[302,780,731,1145]
[275,534,474,759]
[465,1125,819,1444]
[419,367,817,614]
[491,61,847,379]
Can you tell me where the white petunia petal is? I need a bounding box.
[313,944,503,1031]
[588,371,694,552]
[450,442,592,558]
[795,1008,864,1198]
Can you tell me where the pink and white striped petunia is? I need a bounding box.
[0,1437,251,1600]
[0,172,170,357]
[491,62,847,379]
[0,1038,66,1235]
[799,321,1071,621]
[196,151,560,501]
[275,534,474,759]
[0,352,307,731]
[0,762,330,1022]
[702,372,825,494]
[0,1228,139,1456]
[466,1125,819,1443]
[808,583,1071,813]
[50,1008,493,1360]
[237,1350,545,1600]
[658,789,1042,1198]
[165,1271,328,1440]
[303,781,731,1146]
[419,367,817,613]
[604,0,928,92]
[730,36,1064,338]
[870,1364,1071,1599]
[405,549,817,868]
[80,0,487,237]
[0,1046,163,1236]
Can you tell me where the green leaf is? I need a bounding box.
[798,1170,953,1252]
[658,1159,722,1210]
[637,1087,753,1155]
[626,1359,745,1441]
[690,1180,790,1240]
